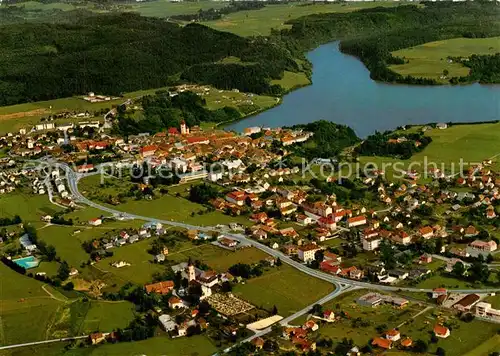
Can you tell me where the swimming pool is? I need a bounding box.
[13,256,40,269]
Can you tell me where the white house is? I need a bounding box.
[362,236,381,251]
[298,244,321,263]
[88,218,102,226]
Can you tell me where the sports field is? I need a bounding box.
[233,264,334,316]
[390,37,500,82]
[205,2,399,37]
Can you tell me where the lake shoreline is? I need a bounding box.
[225,42,500,138]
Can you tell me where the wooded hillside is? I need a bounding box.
[0,12,300,106]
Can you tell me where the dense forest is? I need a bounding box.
[112,91,240,136]
[356,131,432,159]
[450,54,500,84]
[277,2,500,85]
[0,12,301,106]
[289,120,360,159]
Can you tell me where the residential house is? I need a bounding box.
[347,215,367,228]
[298,244,321,263]
[89,333,105,345]
[434,324,450,338]
[145,281,174,295]
[226,191,246,206]
[372,337,392,350]
[432,288,447,299]
[297,214,313,225]
[219,236,238,248]
[169,296,185,309]
[362,236,381,251]
[88,218,102,226]
[385,329,401,342]
[419,226,434,239]
[318,216,337,230]
[323,310,335,322]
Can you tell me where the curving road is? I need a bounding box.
[57,162,500,294]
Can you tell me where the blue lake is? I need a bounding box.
[226,42,500,138]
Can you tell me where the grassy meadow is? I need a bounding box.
[397,309,500,356]
[204,2,399,37]
[306,289,426,346]
[78,174,251,227]
[0,191,63,223]
[271,71,311,92]
[390,37,500,82]
[233,264,335,316]
[0,262,135,346]
[355,122,500,181]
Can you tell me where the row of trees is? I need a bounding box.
[0,215,21,227]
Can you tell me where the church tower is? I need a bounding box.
[187,261,196,282]
[180,120,189,135]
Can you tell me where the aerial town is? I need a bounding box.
[1,1,500,355]
[0,89,499,356]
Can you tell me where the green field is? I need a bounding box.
[79,175,251,227]
[233,264,334,316]
[36,225,96,268]
[463,335,500,356]
[93,239,268,287]
[0,262,136,346]
[168,245,270,273]
[304,289,426,346]
[355,122,500,181]
[0,82,276,134]
[398,309,499,356]
[204,2,399,37]
[0,334,217,356]
[391,37,500,82]
[0,192,62,223]
[271,71,311,92]
[128,0,228,18]
[68,300,136,335]
[0,263,64,345]
[11,1,78,11]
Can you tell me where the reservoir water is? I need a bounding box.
[226,42,500,138]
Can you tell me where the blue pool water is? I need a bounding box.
[13,256,40,269]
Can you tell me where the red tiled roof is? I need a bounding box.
[434,324,449,336]
[145,281,174,295]
[372,337,392,349]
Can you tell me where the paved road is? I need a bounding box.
[56,161,500,294]
[0,336,88,351]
